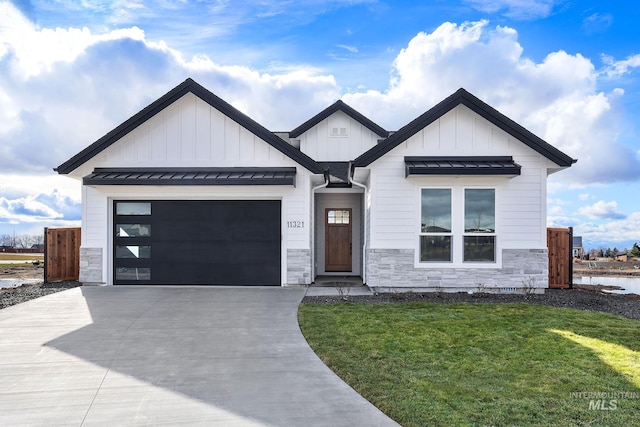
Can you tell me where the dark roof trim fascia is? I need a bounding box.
[353,88,577,168]
[82,167,297,186]
[289,99,388,139]
[56,78,323,175]
[404,156,522,177]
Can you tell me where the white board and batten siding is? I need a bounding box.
[368,105,550,259]
[72,93,313,284]
[298,110,380,161]
[70,93,295,170]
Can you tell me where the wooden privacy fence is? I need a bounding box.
[44,227,81,283]
[547,227,573,289]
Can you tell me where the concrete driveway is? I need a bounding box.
[0,286,398,426]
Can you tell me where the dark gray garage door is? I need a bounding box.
[113,200,281,285]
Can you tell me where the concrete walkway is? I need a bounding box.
[0,286,398,426]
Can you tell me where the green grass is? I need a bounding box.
[298,303,640,426]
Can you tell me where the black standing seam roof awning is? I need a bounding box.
[83,167,297,186]
[405,157,522,177]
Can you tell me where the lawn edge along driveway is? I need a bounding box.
[298,301,640,427]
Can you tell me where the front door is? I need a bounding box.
[325,208,352,272]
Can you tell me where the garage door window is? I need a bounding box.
[116,202,151,215]
[114,202,152,283]
[115,245,151,259]
[116,224,151,237]
[116,267,151,281]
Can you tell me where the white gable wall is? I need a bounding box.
[72,92,313,285]
[368,104,549,253]
[69,93,296,178]
[298,110,381,161]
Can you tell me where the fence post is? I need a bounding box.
[44,227,49,283]
[568,227,573,289]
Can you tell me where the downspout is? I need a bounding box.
[347,162,368,284]
[310,170,329,283]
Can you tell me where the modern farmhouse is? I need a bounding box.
[56,78,575,291]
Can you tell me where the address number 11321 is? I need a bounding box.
[287,221,304,228]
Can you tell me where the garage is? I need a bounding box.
[113,200,281,286]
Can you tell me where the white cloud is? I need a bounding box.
[0,175,81,228]
[463,0,559,20]
[336,44,358,54]
[0,191,80,225]
[577,200,626,220]
[344,20,640,185]
[0,3,151,78]
[3,11,637,188]
[0,2,341,175]
[547,198,571,217]
[574,213,640,246]
[547,215,578,228]
[582,13,614,34]
[548,205,565,216]
[602,54,640,78]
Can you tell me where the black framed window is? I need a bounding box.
[419,188,497,264]
[464,189,496,262]
[420,189,452,262]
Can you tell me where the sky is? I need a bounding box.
[0,0,639,252]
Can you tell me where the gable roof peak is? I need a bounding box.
[353,87,576,168]
[55,78,323,175]
[289,98,388,139]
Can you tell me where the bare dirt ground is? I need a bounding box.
[1,265,80,310]
[0,264,45,280]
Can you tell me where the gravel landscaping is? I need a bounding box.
[0,281,81,310]
[303,286,640,321]
[2,265,640,322]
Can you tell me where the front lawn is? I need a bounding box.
[298,302,640,426]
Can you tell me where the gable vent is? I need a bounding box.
[330,127,348,137]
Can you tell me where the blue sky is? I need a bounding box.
[1,0,639,251]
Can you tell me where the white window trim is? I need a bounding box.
[415,185,502,269]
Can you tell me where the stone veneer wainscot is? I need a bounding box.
[366,248,547,293]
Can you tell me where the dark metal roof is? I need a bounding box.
[354,88,577,168]
[318,161,351,187]
[55,78,323,175]
[289,100,388,139]
[83,167,297,186]
[405,156,522,177]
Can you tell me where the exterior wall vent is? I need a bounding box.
[330,127,348,137]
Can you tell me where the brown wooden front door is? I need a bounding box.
[325,208,352,272]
